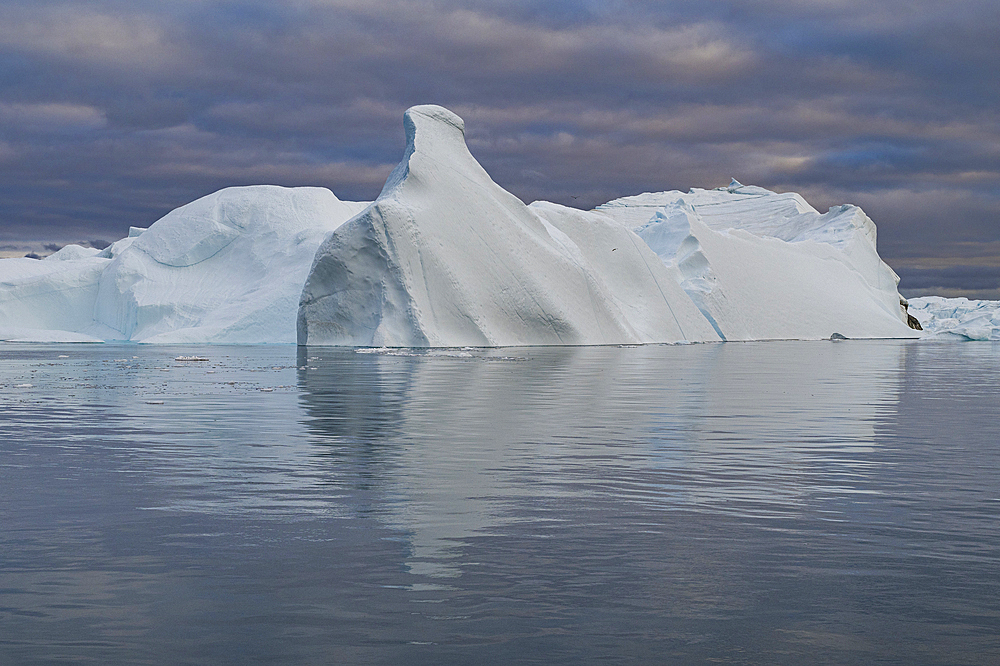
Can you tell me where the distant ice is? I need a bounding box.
[907,296,1000,340]
[596,186,914,341]
[45,244,102,261]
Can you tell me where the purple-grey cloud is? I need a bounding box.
[0,0,996,293]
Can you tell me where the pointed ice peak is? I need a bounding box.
[380,104,477,198]
[403,104,466,149]
[727,178,743,192]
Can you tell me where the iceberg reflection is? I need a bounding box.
[297,341,906,577]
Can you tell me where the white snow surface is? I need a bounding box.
[907,296,1000,340]
[298,105,719,346]
[1,186,366,343]
[596,185,915,340]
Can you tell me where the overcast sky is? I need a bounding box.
[0,0,997,295]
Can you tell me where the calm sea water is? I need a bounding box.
[1,340,999,665]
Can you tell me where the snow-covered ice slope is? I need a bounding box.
[94,186,366,343]
[298,105,719,346]
[0,186,365,343]
[908,296,1000,340]
[596,181,917,340]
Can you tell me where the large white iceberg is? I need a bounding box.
[0,103,939,346]
[298,105,915,345]
[297,105,718,346]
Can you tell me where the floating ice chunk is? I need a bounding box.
[908,296,1000,340]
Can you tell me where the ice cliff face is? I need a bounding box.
[0,255,109,342]
[298,105,718,346]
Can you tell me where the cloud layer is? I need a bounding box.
[1,0,997,293]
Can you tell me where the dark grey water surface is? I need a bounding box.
[1,341,999,665]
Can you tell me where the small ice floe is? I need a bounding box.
[58,355,69,358]
[907,296,1000,340]
[15,383,33,388]
[175,356,210,362]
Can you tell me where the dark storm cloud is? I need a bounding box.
[0,0,997,292]
[897,264,1000,301]
[898,265,1000,291]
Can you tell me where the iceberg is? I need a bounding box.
[0,253,109,342]
[1,186,366,343]
[0,103,932,346]
[93,185,366,343]
[907,296,1000,340]
[298,105,718,346]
